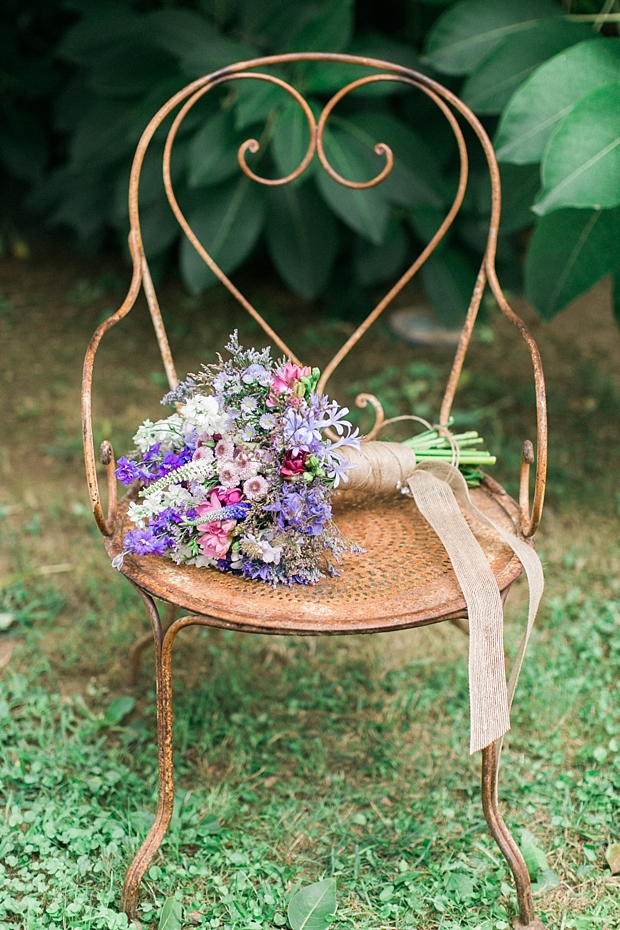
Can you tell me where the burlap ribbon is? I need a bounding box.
[343,442,544,754]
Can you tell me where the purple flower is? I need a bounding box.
[115,457,141,486]
[124,527,168,556]
[266,484,331,535]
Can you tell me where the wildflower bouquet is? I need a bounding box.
[113,334,362,586]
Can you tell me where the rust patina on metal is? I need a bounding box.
[81,53,547,930]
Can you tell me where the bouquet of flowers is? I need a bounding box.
[113,333,362,586]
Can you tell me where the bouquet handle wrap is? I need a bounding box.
[342,442,544,754]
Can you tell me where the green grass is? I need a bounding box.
[1,263,620,927]
[1,509,620,928]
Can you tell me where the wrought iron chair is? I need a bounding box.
[82,53,547,929]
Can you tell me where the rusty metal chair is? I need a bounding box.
[82,53,547,929]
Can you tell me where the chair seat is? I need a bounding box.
[105,477,525,635]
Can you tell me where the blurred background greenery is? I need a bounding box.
[2,0,620,325]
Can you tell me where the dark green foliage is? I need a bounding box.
[5,0,620,324]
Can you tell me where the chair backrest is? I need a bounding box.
[83,53,547,539]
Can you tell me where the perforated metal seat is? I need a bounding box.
[82,53,547,929]
[108,480,523,635]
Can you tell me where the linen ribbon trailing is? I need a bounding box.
[343,441,544,755]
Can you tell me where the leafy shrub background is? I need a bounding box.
[4,0,620,324]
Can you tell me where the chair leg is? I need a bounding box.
[481,741,544,930]
[128,602,177,685]
[121,599,177,921]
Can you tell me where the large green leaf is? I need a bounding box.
[302,36,421,96]
[67,98,135,169]
[518,829,548,880]
[424,0,559,76]
[525,207,620,319]
[188,111,247,188]
[288,878,336,930]
[143,9,224,58]
[420,247,478,326]
[140,198,180,260]
[613,273,620,328]
[354,219,409,286]
[158,897,182,930]
[180,177,266,292]
[265,182,339,299]
[462,19,593,115]
[534,82,620,215]
[339,112,445,209]
[86,41,178,99]
[271,101,318,181]
[58,5,142,65]
[234,78,286,132]
[495,39,620,165]
[104,696,136,727]
[498,164,540,232]
[0,110,48,181]
[180,34,256,78]
[316,127,391,244]
[289,0,354,53]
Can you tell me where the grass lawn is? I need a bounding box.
[1,247,619,929]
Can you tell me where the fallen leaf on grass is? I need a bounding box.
[104,696,136,726]
[288,878,336,930]
[606,844,620,874]
[519,829,548,878]
[0,613,15,631]
[159,897,182,930]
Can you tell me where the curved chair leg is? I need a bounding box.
[128,601,178,685]
[481,741,544,930]
[121,605,200,921]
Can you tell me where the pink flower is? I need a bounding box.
[196,491,222,515]
[196,491,235,559]
[197,520,236,559]
[267,362,311,406]
[218,460,240,488]
[280,450,308,480]
[221,487,243,505]
[243,475,269,499]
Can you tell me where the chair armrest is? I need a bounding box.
[82,231,142,536]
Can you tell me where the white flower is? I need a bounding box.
[181,394,224,435]
[128,501,152,526]
[191,554,218,568]
[242,533,282,565]
[240,396,258,414]
[161,485,194,508]
[133,414,183,453]
[259,413,276,430]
